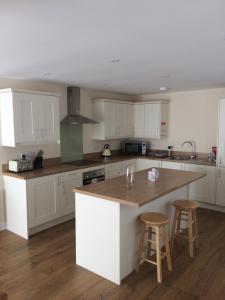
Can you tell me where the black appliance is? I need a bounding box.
[121,140,147,155]
[83,168,105,186]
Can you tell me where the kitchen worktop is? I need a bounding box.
[2,154,215,180]
[74,168,205,207]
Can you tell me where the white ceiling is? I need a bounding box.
[1,0,225,94]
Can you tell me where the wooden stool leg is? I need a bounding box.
[155,226,162,283]
[171,207,179,250]
[147,227,152,260]
[136,223,145,272]
[188,209,194,258]
[163,225,172,272]
[193,209,199,248]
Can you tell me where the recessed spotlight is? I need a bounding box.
[109,59,120,64]
[43,72,52,76]
[160,86,168,91]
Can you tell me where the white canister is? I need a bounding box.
[148,168,159,182]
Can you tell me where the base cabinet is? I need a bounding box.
[58,171,83,216]
[161,161,185,170]
[216,168,225,206]
[136,158,161,171]
[27,176,60,228]
[184,164,216,205]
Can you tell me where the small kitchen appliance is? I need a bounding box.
[121,140,147,155]
[8,159,33,173]
[102,144,112,160]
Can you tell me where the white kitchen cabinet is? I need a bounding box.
[134,103,145,137]
[0,89,60,147]
[134,101,169,139]
[58,171,83,216]
[123,159,137,172]
[217,98,225,167]
[161,161,185,170]
[184,164,216,204]
[144,102,168,138]
[93,100,115,139]
[216,168,225,206]
[105,162,125,179]
[93,99,134,140]
[32,94,60,142]
[136,158,161,171]
[27,175,59,228]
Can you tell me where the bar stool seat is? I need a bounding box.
[173,199,198,210]
[136,212,172,283]
[140,212,169,225]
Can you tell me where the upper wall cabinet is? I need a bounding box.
[134,101,169,139]
[93,99,134,140]
[0,89,60,147]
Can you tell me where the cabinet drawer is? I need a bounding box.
[59,171,82,183]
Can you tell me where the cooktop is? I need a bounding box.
[65,160,100,166]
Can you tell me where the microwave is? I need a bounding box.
[121,140,147,155]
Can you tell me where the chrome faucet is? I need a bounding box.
[181,140,197,159]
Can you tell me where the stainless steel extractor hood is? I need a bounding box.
[61,87,98,125]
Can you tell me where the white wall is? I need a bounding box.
[138,88,225,153]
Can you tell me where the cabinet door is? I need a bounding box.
[136,159,161,171]
[217,98,225,167]
[104,102,116,138]
[134,104,145,137]
[161,161,185,170]
[32,95,59,142]
[114,103,128,138]
[127,104,134,137]
[60,177,82,216]
[144,103,160,138]
[105,162,124,179]
[184,164,216,204]
[13,92,35,143]
[216,168,225,206]
[141,159,161,170]
[27,175,59,227]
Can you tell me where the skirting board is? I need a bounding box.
[0,223,6,231]
[198,202,225,213]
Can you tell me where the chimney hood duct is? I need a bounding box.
[61,87,98,125]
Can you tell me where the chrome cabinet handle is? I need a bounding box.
[218,169,221,178]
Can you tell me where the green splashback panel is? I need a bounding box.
[60,122,83,162]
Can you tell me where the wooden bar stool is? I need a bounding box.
[136,212,172,283]
[171,199,198,258]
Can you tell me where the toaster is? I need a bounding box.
[8,159,33,173]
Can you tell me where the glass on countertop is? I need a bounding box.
[126,164,135,187]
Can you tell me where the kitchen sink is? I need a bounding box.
[166,156,191,161]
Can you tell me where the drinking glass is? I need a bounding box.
[126,164,135,187]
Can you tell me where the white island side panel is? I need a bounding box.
[75,193,121,284]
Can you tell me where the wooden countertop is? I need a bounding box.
[2,154,214,180]
[73,168,205,207]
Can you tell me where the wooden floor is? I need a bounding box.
[0,208,225,300]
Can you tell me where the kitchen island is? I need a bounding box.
[74,168,205,285]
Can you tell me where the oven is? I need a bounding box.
[83,168,105,186]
